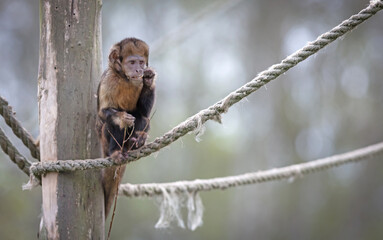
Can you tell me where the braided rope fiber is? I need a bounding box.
[0,127,32,176]
[0,96,40,160]
[119,142,383,197]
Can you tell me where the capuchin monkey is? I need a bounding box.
[96,37,156,217]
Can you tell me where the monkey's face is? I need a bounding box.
[122,55,146,85]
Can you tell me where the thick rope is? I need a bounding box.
[120,141,383,230]
[0,127,32,176]
[119,141,383,197]
[0,96,40,160]
[124,0,383,164]
[26,0,383,181]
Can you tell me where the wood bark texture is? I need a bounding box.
[38,0,104,239]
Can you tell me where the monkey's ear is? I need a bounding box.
[109,46,123,73]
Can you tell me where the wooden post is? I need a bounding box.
[38,0,104,239]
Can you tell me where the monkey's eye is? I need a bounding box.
[139,60,145,65]
[129,60,135,65]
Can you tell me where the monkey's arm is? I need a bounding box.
[136,67,156,118]
[132,68,156,132]
[127,68,156,148]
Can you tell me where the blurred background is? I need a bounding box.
[1,0,383,239]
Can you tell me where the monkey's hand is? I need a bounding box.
[143,68,156,88]
[112,111,135,130]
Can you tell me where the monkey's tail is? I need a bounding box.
[102,165,127,218]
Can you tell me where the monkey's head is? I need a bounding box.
[109,38,149,83]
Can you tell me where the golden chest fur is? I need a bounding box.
[98,70,143,112]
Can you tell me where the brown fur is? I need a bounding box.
[108,38,149,76]
[112,111,135,130]
[120,39,149,64]
[96,37,155,218]
[98,69,143,113]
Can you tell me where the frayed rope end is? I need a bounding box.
[192,116,206,143]
[187,191,204,230]
[154,187,204,230]
[22,174,40,190]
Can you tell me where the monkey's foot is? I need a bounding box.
[134,131,148,148]
[110,151,126,165]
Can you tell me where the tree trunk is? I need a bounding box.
[38,0,104,239]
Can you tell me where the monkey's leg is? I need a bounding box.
[128,115,150,149]
[102,120,131,218]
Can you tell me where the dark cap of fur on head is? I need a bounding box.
[118,37,149,66]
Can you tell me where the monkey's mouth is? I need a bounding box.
[127,75,143,81]
[127,75,144,85]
